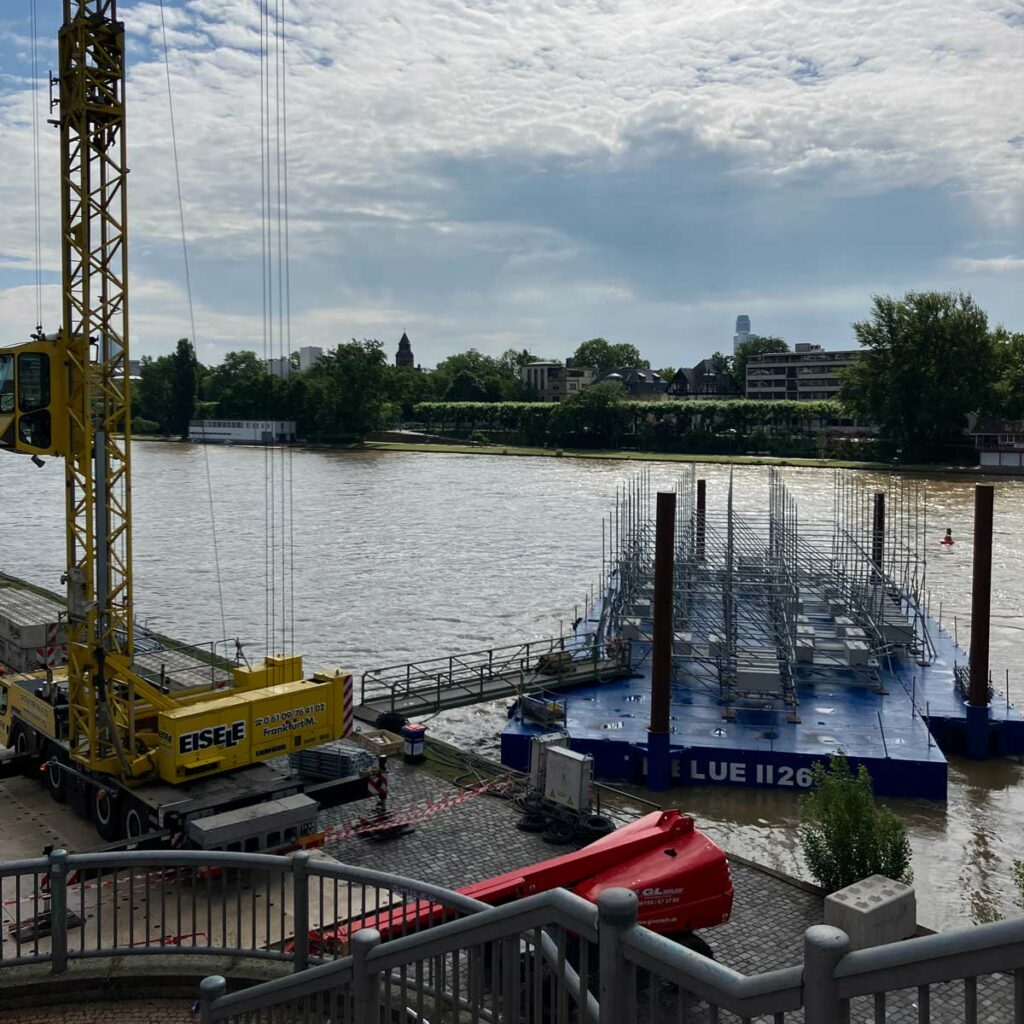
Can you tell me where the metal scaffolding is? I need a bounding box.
[596,468,934,718]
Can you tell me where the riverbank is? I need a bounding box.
[362,439,1002,476]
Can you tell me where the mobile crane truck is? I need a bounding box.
[0,0,361,850]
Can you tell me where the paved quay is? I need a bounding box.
[1,756,1017,1022]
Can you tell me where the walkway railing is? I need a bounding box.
[0,848,484,974]
[358,632,623,718]
[4,849,1024,1022]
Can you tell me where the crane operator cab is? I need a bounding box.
[0,335,70,458]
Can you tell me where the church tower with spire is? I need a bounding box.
[395,331,414,368]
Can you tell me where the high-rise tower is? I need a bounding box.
[733,315,752,354]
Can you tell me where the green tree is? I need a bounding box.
[839,292,993,460]
[549,381,628,448]
[570,338,647,372]
[169,338,198,437]
[800,754,913,893]
[384,365,434,420]
[431,349,523,401]
[732,336,788,393]
[308,339,390,439]
[988,327,1024,419]
[205,350,273,419]
[445,368,488,401]
[134,354,175,431]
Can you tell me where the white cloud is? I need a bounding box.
[952,256,1024,273]
[1,0,1022,364]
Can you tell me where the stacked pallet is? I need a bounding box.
[289,738,376,780]
[0,583,67,672]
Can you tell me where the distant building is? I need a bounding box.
[598,367,669,400]
[745,344,857,401]
[266,357,291,379]
[396,332,415,368]
[971,419,1024,470]
[521,361,597,402]
[667,358,741,399]
[190,419,296,444]
[298,346,323,371]
[733,315,752,354]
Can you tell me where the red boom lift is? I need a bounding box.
[305,809,734,956]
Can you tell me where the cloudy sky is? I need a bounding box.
[1,0,1022,369]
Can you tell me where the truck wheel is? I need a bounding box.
[122,803,146,843]
[45,746,68,803]
[93,787,122,842]
[11,726,37,777]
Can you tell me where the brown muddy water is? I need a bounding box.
[1,444,1021,929]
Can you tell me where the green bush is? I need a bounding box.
[132,416,161,435]
[800,754,913,892]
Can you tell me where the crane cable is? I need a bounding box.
[29,0,42,333]
[259,0,296,668]
[157,0,228,643]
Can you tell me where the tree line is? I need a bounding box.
[134,291,1022,463]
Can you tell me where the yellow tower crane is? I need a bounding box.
[0,1,354,844]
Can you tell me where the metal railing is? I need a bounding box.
[5,848,1024,1022]
[359,633,625,718]
[0,848,484,974]
[196,887,1024,1024]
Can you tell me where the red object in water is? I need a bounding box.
[305,810,733,953]
[941,538,955,545]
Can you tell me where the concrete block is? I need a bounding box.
[736,663,781,693]
[883,619,915,644]
[828,599,847,617]
[708,632,726,658]
[673,631,693,656]
[824,875,916,950]
[794,627,815,664]
[620,619,645,641]
[843,640,871,666]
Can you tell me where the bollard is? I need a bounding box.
[198,975,227,1024]
[290,851,310,972]
[48,848,68,974]
[352,928,383,1021]
[803,925,849,1023]
[598,888,638,1024]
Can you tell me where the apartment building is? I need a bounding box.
[745,344,857,401]
[521,361,598,402]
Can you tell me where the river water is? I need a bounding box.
[1,443,1022,929]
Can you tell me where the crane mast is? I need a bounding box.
[58,0,136,776]
[0,2,353,817]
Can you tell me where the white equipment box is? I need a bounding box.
[543,746,593,811]
[529,733,569,790]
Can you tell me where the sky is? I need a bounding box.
[0,0,1022,370]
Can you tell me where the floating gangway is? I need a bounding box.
[356,633,627,723]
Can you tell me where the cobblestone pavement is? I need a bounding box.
[0,999,193,1024]
[319,759,558,888]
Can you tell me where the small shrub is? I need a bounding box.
[1013,859,1024,907]
[132,416,161,435]
[470,430,490,445]
[800,754,913,892]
